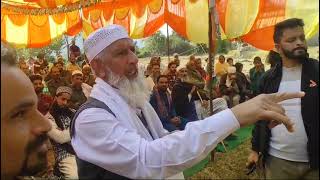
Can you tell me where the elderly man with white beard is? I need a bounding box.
[70,25,304,179]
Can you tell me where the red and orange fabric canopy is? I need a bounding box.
[1,0,319,50]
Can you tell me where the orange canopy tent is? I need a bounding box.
[1,0,319,50]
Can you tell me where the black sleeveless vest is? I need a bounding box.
[70,97,131,180]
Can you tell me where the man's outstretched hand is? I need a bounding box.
[231,92,305,132]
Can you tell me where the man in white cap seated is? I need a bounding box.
[219,66,241,108]
[69,70,92,110]
[70,24,303,179]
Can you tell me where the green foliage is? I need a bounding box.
[16,36,66,63]
[138,31,232,58]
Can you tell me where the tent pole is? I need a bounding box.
[166,24,170,62]
[65,35,70,62]
[208,1,214,116]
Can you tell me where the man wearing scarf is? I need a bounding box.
[150,75,189,132]
[46,86,78,179]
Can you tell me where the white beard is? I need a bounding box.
[108,69,151,109]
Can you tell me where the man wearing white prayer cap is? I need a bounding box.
[71,24,303,179]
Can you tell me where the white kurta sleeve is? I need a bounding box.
[72,108,239,179]
[46,113,71,144]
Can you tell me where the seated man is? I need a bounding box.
[150,75,189,132]
[46,86,78,179]
[172,68,199,122]
[46,66,69,97]
[82,64,96,87]
[29,74,54,115]
[145,64,161,93]
[69,70,92,110]
[163,61,177,91]
[219,66,241,108]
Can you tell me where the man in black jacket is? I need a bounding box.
[247,18,319,179]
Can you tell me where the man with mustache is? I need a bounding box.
[1,42,52,180]
[247,18,319,179]
[46,86,78,178]
[29,74,54,115]
[70,25,304,179]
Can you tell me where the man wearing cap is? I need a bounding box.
[29,74,54,115]
[219,66,241,108]
[70,24,303,179]
[46,86,78,178]
[69,70,92,110]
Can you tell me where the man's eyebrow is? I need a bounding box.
[12,100,35,111]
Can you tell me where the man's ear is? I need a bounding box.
[274,43,280,53]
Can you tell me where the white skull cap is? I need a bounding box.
[83,24,129,63]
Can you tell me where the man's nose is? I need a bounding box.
[30,111,52,136]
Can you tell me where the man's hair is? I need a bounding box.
[273,18,305,44]
[168,61,177,68]
[253,56,262,63]
[156,75,168,83]
[234,62,243,72]
[219,55,225,60]
[266,50,281,67]
[1,42,17,66]
[29,74,43,82]
[227,57,233,62]
[37,52,45,59]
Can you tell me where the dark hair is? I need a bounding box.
[253,56,262,63]
[266,50,281,67]
[273,18,304,44]
[156,75,168,83]
[29,74,43,82]
[234,62,243,72]
[227,57,233,62]
[37,52,45,59]
[168,61,177,68]
[218,55,225,61]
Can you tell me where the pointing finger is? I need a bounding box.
[269,92,305,103]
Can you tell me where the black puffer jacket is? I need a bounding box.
[251,57,319,169]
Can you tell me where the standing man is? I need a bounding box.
[1,43,52,180]
[247,18,319,179]
[71,25,302,179]
[29,74,54,115]
[69,39,81,58]
[69,70,92,110]
[46,86,78,179]
[249,56,265,96]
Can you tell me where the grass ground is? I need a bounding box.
[188,139,263,179]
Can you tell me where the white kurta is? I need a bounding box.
[71,78,240,179]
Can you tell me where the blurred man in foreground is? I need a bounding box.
[1,42,52,180]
